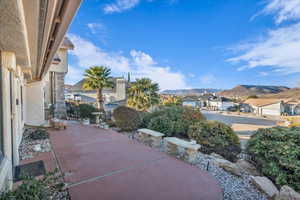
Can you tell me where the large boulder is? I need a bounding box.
[276,185,300,200]
[213,158,242,177]
[251,176,279,199]
[236,159,260,176]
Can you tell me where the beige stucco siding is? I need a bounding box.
[25,81,46,126]
[261,102,283,116]
[49,49,68,73]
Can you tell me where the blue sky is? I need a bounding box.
[66,0,300,90]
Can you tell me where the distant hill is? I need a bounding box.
[161,88,221,95]
[262,87,300,100]
[219,85,290,99]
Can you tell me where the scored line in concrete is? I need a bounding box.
[75,138,125,147]
[66,157,166,189]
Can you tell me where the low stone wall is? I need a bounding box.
[137,129,164,148]
[164,137,201,164]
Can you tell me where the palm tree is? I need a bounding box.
[83,66,114,111]
[127,78,159,111]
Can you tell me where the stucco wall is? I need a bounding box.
[49,49,68,73]
[25,81,46,126]
[261,102,283,116]
[0,52,26,191]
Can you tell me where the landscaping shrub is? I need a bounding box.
[113,106,142,131]
[0,169,65,200]
[141,106,205,137]
[188,121,241,162]
[78,104,98,119]
[140,109,165,128]
[148,116,174,136]
[246,127,300,192]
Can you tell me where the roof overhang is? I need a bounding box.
[0,0,31,67]
[0,0,82,81]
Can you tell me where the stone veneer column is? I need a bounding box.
[54,72,67,119]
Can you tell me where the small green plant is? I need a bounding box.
[247,127,300,192]
[78,104,98,119]
[0,169,66,200]
[148,116,174,136]
[188,121,241,162]
[29,129,49,140]
[113,106,142,131]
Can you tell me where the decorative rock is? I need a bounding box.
[210,153,225,160]
[33,144,42,152]
[213,158,242,177]
[164,137,201,164]
[137,129,164,148]
[276,185,300,200]
[251,176,279,199]
[236,159,260,176]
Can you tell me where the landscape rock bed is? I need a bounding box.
[19,128,52,160]
[195,153,267,200]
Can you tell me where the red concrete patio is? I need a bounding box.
[49,123,223,200]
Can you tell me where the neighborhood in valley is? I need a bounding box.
[0,1,300,200]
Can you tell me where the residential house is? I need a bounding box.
[244,98,285,116]
[182,96,201,107]
[0,0,81,191]
[65,77,127,105]
[44,38,74,119]
[208,97,235,111]
[282,100,300,116]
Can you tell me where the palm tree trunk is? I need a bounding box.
[97,88,104,111]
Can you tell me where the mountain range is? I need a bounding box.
[218,85,290,99]
[161,88,221,95]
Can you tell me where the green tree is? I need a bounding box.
[83,66,114,111]
[127,78,159,111]
[160,95,182,106]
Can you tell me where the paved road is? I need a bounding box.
[202,111,277,126]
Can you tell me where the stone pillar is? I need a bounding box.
[54,72,67,119]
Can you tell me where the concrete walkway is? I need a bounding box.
[49,123,222,200]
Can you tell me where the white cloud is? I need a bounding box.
[104,0,140,13]
[103,0,178,14]
[68,34,131,72]
[262,0,300,24]
[200,74,216,84]
[87,23,106,34]
[259,71,269,76]
[229,1,300,74]
[67,34,189,90]
[66,65,84,85]
[188,73,196,78]
[228,22,300,74]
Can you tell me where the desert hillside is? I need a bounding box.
[219,85,289,99]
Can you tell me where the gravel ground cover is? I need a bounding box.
[195,152,267,200]
[19,128,52,160]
